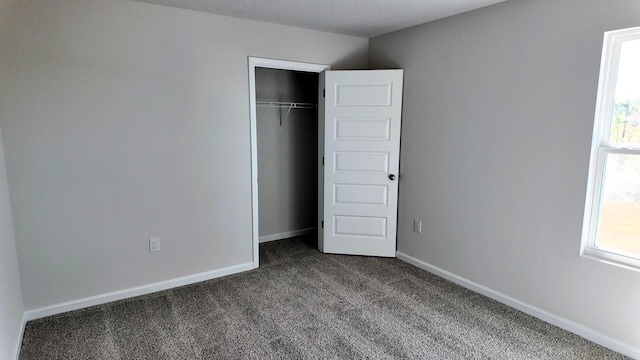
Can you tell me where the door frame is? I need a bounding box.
[247,57,330,268]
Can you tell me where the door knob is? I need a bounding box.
[389,174,396,181]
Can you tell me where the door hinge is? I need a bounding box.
[322,156,324,165]
[321,220,324,228]
[323,89,325,98]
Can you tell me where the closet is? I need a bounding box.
[255,67,320,243]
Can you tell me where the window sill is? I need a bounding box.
[581,247,640,272]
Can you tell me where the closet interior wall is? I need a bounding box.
[256,68,319,242]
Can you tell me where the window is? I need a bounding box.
[583,26,640,270]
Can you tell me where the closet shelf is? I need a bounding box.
[256,100,318,126]
[256,101,317,109]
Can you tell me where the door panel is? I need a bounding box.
[334,151,389,173]
[334,184,388,206]
[322,70,403,257]
[335,117,391,141]
[335,84,392,106]
[334,215,387,238]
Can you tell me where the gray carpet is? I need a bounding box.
[20,236,627,359]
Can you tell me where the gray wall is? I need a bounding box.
[370,0,640,351]
[0,1,25,358]
[0,0,367,310]
[0,126,24,360]
[256,68,318,239]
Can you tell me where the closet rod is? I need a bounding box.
[257,101,318,126]
[256,101,317,109]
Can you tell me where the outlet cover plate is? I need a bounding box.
[149,237,161,252]
[413,220,422,234]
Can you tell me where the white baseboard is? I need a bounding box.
[259,227,317,243]
[23,262,254,322]
[14,313,26,360]
[396,251,640,359]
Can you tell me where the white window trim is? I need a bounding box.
[581,26,640,271]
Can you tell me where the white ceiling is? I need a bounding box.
[133,0,509,38]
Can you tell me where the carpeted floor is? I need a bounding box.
[20,236,627,359]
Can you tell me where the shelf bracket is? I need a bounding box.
[280,103,294,126]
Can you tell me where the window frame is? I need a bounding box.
[581,26,640,271]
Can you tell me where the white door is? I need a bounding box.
[321,70,403,257]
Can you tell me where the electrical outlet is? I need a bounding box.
[413,219,422,234]
[149,237,161,253]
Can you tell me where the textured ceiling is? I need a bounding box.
[132,0,509,38]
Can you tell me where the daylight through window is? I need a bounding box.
[583,27,640,270]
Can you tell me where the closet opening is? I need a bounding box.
[248,57,330,268]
